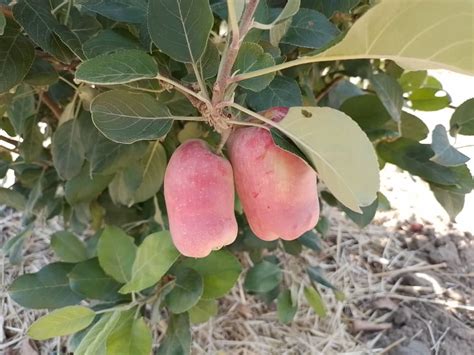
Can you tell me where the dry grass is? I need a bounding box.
[1,166,473,354]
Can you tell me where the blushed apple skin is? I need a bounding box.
[164,139,238,258]
[227,127,319,241]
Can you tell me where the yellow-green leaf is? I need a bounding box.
[278,107,380,212]
[313,0,474,75]
[107,316,152,355]
[120,231,179,293]
[304,286,327,318]
[28,306,95,340]
[236,0,474,81]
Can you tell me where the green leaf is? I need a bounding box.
[0,93,13,118]
[450,98,474,136]
[76,50,158,85]
[69,258,124,301]
[188,299,218,324]
[281,8,340,49]
[0,11,5,35]
[148,0,213,63]
[307,266,335,289]
[304,286,326,318]
[278,107,380,212]
[370,73,403,122]
[386,112,429,142]
[3,224,33,265]
[82,29,142,58]
[282,240,303,256]
[184,40,220,82]
[120,231,179,293]
[24,57,59,86]
[106,317,152,355]
[89,139,148,176]
[65,163,114,205]
[270,127,308,162]
[247,76,302,111]
[12,0,78,63]
[108,162,142,206]
[28,306,95,340]
[97,226,137,283]
[0,20,35,93]
[430,125,469,167]
[243,0,474,81]
[234,42,276,92]
[75,311,121,355]
[0,187,26,210]
[341,194,379,228]
[9,262,83,309]
[340,94,390,133]
[156,313,191,355]
[91,90,175,144]
[20,118,44,162]
[165,268,203,314]
[255,0,300,29]
[409,88,451,111]
[269,18,292,47]
[311,0,474,75]
[377,138,458,186]
[199,40,220,80]
[52,118,85,180]
[298,230,322,252]
[277,289,298,324]
[134,141,167,202]
[179,250,241,298]
[110,141,168,205]
[273,0,301,24]
[69,7,102,43]
[302,0,360,18]
[399,70,428,92]
[244,260,282,293]
[431,185,465,221]
[51,231,88,263]
[7,84,36,136]
[77,0,147,23]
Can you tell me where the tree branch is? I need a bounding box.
[42,93,63,120]
[0,5,13,18]
[0,134,19,146]
[211,0,260,105]
[315,76,345,103]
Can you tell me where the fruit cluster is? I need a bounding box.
[164,110,320,258]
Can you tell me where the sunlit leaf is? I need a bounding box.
[97,226,137,283]
[120,231,179,293]
[28,306,95,340]
[312,0,474,75]
[304,286,326,318]
[278,107,380,212]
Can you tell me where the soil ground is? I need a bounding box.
[1,164,473,355]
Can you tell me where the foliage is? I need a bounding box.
[0,0,473,352]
